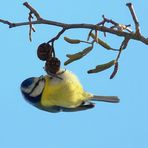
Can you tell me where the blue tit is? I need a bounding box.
[20,70,119,113]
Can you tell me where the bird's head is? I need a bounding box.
[20,76,45,105]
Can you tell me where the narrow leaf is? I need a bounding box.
[64,46,93,65]
[88,60,115,74]
[64,37,81,44]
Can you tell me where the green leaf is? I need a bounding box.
[88,60,115,73]
[64,37,81,44]
[64,46,93,65]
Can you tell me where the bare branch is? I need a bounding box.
[110,62,118,79]
[0,19,12,26]
[109,37,130,79]
[47,28,66,57]
[0,2,148,79]
[0,17,147,45]
[0,2,147,46]
[116,37,130,62]
[47,28,66,43]
[23,2,41,20]
[0,19,15,28]
[28,12,34,41]
[126,3,140,35]
[98,15,119,26]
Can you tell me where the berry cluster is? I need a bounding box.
[37,43,61,74]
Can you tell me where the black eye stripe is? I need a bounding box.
[28,79,41,95]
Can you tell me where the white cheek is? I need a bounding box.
[30,81,45,97]
[21,78,39,94]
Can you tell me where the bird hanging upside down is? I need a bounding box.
[20,69,119,113]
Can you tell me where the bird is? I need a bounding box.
[20,70,119,113]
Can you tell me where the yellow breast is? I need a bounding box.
[41,70,92,108]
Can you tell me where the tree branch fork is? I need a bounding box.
[0,2,148,45]
[0,2,148,79]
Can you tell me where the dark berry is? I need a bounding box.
[37,43,52,61]
[45,57,61,74]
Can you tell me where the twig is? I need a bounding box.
[0,2,148,46]
[110,62,118,79]
[126,3,140,35]
[46,28,66,57]
[23,2,41,20]
[116,37,130,62]
[99,15,132,33]
[0,19,12,26]
[98,15,119,26]
[47,28,66,43]
[0,2,147,79]
[109,37,130,79]
[0,18,148,45]
[28,12,33,41]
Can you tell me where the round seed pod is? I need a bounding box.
[37,43,52,61]
[45,57,61,74]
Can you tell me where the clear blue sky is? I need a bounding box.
[0,0,148,148]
